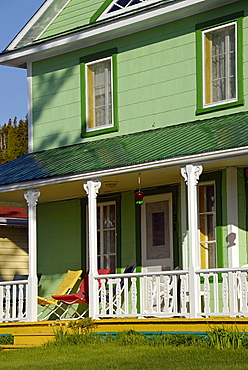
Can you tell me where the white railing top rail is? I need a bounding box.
[0,279,28,287]
[196,267,248,274]
[95,270,189,280]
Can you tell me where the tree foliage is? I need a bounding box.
[0,116,28,164]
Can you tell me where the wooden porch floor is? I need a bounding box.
[2,317,248,348]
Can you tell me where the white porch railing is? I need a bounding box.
[196,267,248,317]
[95,267,248,319]
[0,279,28,322]
[1,268,248,322]
[96,270,189,318]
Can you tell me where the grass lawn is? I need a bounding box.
[2,344,248,370]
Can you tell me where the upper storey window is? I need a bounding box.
[196,14,244,114]
[203,23,236,107]
[86,58,113,131]
[80,49,118,137]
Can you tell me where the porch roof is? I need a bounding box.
[0,110,248,186]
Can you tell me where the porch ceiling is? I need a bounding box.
[0,110,247,204]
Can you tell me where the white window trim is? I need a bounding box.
[141,193,173,270]
[198,181,217,269]
[202,21,238,109]
[85,56,114,132]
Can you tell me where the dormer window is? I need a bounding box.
[98,0,163,20]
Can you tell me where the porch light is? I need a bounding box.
[135,173,144,204]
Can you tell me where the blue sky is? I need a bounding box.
[0,0,45,126]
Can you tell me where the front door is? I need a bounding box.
[141,193,173,272]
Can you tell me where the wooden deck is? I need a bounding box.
[1,317,248,348]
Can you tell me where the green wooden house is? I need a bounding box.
[0,0,248,322]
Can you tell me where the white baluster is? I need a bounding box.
[240,271,248,315]
[163,275,170,313]
[222,273,229,313]
[203,274,210,315]
[12,285,17,320]
[108,279,113,315]
[101,279,106,316]
[147,276,153,314]
[18,284,24,319]
[116,278,121,315]
[131,277,137,315]
[124,278,128,314]
[180,275,187,314]
[213,273,219,314]
[5,285,11,319]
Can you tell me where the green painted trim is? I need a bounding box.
[196,13,244,115]
[80,49,119,138]
[200,171,223,268]
[90,0,113,23]
[98,193,121,271]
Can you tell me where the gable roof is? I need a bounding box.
[0,110,247,190]
[1,0,238,68]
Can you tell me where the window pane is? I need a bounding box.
[97,203,116,272]
[152,212,165,246]
[103,230,116,254]
[204,23,236,105]
[206,184,215,212]
[87,59,112,130]
[146,201,170,260]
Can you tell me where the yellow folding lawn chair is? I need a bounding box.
[38,269,82,320]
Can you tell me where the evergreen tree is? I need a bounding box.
[0,116,28,165]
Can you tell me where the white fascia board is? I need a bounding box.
[7,0,56,51]
[0,0,238,68]
[0,145,247,194]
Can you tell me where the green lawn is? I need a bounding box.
[2,344,248,370]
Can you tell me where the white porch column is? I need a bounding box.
[226,167,239,267]
[83,180,101,319]
[181,164,202,318]
[24,189,40,322]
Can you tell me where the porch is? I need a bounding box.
[0,112,247,325]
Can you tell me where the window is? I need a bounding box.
[96,0,162,21]
[86,57,113,131]
[196,14,243,114]
[97,202,116,273]
[80,49,118,137]
[203,23,236,107]
[198,183,216,269]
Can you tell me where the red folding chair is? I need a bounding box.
[52,268,111,319]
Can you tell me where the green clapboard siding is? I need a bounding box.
[37,199,82,299]
[40,0,103,40]
[32,2,248,151]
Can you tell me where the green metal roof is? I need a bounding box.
[0,111,247,186]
